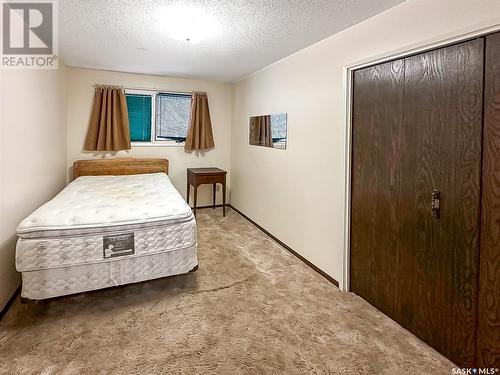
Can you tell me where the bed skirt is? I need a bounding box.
[18,244,197,300]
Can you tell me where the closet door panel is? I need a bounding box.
[350,59,405,319]
[351,38,484,368]
[399,39,484,366]
[478,32,500,367]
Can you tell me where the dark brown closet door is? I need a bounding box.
[350,59,405,320]
[351,38,484,367]
[399,38,484,367]
[478,32,500,367]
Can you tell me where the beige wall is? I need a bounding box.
[231,0,500,288]
[0,66,67,310]
[66,68,233,206]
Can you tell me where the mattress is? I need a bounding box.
[17,173,193,237]
[16,173,198,300]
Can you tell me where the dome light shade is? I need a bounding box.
[160,5,218,43]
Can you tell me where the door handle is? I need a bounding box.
[431,188,440,218]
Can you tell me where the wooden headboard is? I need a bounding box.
[73,158,169,179]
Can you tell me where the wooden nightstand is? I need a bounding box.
[187,168,227,217]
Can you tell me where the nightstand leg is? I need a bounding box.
[186,181,190,206]
[193,185,198,217]
[222,180,226,217]
[213,183,216,209]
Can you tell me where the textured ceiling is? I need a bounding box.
[59,0,404,82]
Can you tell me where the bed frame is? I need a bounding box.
[73,157,169,179]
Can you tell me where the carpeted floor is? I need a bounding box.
[0,208,453,374]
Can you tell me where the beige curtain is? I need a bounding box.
[83,85,131,151]
[251,115,273,147]
[185,92,215,151]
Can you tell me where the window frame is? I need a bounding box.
[125,88,191,147]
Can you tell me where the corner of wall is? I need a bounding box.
[228,81,237,201]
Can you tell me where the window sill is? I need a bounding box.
[131,142,185,148]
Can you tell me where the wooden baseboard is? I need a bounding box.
[0,284,21,321]
[229,205,339,288]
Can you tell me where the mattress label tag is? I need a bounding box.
[103,233,135,259]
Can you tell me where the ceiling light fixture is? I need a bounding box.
[160,5,218,43]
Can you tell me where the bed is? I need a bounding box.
[15,158,198,300]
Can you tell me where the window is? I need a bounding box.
[156,93,191,142]
[125,90,192,145]
[126,94,152,142]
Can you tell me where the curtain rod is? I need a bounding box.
[92,83,192,95]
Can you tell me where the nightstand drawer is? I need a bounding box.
[196,174,224,185]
